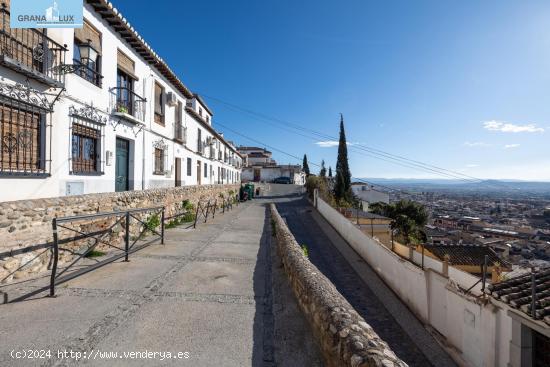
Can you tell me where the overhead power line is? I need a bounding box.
[214,120,412,195]
[199,93,483,183]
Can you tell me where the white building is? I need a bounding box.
[351,184,390,210]
[238,146,305,185]
[0,0,242,202]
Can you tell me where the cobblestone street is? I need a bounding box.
[275,194,458,367]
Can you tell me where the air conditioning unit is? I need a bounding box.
[166,92,177,106]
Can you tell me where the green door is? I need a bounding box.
[115,138,129,192]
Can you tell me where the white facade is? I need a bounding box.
[242,165,306,185]
[0,1,242,202]
[351,184,390,210]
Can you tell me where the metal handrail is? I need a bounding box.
[109,86,146,121]
[2,195,244,304]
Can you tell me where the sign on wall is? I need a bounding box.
[10,0,83,28]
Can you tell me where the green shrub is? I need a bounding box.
[85,250,106,258]
[145,213,160,233]
[301,244,309,258]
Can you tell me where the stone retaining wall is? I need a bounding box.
[0,185,238,284]
[270,203,407,367]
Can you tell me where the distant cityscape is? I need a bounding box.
[358,178,550,268]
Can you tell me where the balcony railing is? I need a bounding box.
[73,59,103,87]
[174,124,186,143]
[109,87,146,123]
[0,5,67,87]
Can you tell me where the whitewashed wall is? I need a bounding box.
[0,4,241,202]
[315,193,512,367]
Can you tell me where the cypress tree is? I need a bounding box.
[302,154,310,176]
[320,160,327,177]
[334,114,352,201]
[328,166,332,177]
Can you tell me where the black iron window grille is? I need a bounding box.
[0,5,67,87]
[72,124,100,174]
[0,101,47,176]
[69,105,106,175]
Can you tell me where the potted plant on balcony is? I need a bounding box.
[117,104,129,114]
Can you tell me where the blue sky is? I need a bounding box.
[114,0,550,181]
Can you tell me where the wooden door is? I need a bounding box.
[175,157,181,186]
[115,138,129,192]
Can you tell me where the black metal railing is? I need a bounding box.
[109,87,146,122]
[73,59,103,87]
[0,195,244,304]
[0,5,67,86]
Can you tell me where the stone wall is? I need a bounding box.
[270,203,407,367]
[0,185,238,284]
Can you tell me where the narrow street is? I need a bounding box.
[274,189,457,367]
[0,184,456,367]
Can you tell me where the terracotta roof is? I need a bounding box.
[487,268,550,326]
[424,244,501,266]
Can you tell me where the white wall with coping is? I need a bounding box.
[314,192,512,367]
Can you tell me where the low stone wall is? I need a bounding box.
[270,204,407,367]
[0,185,238,284]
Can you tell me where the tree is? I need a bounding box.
[334,114,352,202]
[302,154,310,176]
[370,200,428,245]
[319,160,327,177]
[328,166,332,177]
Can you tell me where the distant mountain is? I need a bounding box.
[353,178,550,194]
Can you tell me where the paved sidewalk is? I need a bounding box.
[0,197,320,367]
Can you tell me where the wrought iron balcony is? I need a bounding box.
[72,59,103,87]
[0,5,67,88]
[174,124,186,143]
[109,87,146,124]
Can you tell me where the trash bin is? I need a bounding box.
[244,183,255,199]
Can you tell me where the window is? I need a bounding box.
[153,148,164,175]
[0,104,46,175]
[197,128,202,153]
[199,107,203,117]
[206,115,210,123]
[217,166,220,184]
[204,163,207,178]
[74,20,102,87]
[154,82,164,125]
[187,157,192,176]
[116,69,134,115]
[174,101,184,142]
[72,124,100,173]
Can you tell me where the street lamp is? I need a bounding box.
[78,39,98,66]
